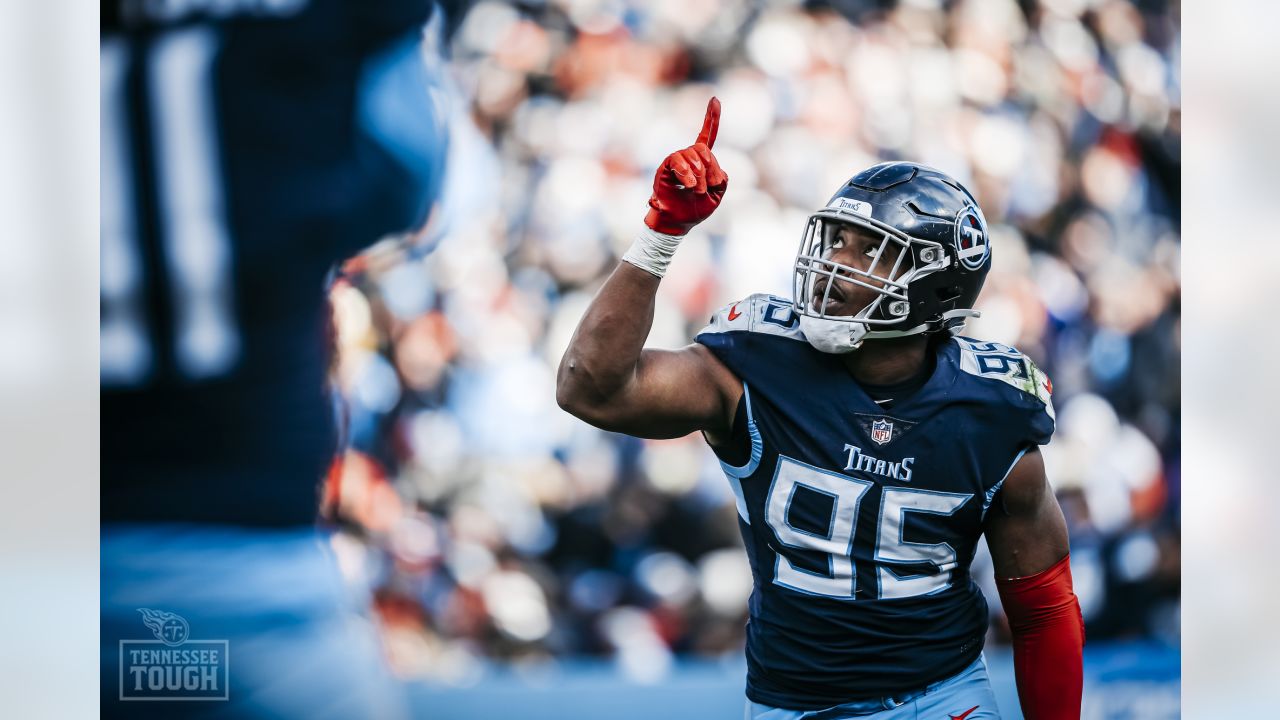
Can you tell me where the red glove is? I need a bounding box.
[996,554,1085,720]
[644,97,729,236]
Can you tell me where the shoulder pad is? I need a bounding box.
[700,293,806,342]
[952,336,1055,419]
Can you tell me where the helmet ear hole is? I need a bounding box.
[935,286,963,304]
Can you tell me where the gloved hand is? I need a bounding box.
[643,97,729,236]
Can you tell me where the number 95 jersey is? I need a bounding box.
[695,294,1055,710]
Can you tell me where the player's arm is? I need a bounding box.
[983,446,1084,720]
[556,98,740,442]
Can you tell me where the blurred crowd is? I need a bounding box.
[323,0,1180,682]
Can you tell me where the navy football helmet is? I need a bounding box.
[791,162,992,353]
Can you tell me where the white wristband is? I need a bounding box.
[621,226,685,278]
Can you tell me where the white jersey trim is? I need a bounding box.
[718,382,761,524]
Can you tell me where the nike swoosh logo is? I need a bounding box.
[950,705,980,720]
[727,304,742,321]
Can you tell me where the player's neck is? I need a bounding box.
[840,335,931,386]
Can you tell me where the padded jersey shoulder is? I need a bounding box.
[698,293,807,342]
[947,335,1057,446]
[949,336,1054,415]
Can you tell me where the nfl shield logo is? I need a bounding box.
[871,419,893,446]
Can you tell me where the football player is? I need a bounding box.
[100,1,447,717]
[556,98,1084,719]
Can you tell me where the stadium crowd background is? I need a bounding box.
[323,0,1180,685]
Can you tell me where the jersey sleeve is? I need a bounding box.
[695,293,808,381]
[696,292,814,389]
[695,296,756,380]
[952,337,1056,447]
[696,295,758,345]
[1021,355,1056,446]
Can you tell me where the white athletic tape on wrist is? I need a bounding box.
[622,226,685,278]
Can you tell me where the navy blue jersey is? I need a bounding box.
[695,294,1055,710]
[100,0,446,526]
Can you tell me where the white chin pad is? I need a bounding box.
[798,314,870,354]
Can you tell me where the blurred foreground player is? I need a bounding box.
[101,1,447,717]
[557,99,1084,719]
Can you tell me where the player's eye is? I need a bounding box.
[863,243,877,258]
[828,235,845,250]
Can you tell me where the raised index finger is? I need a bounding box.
[695,96,720,149]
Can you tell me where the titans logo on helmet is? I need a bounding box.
[953,206,989,271]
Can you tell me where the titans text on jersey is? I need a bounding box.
[842,446,914,481]
[695,293,1055,710]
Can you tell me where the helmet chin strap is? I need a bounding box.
[798,309,982,354]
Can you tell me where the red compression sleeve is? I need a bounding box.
[995,554,1085,720]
